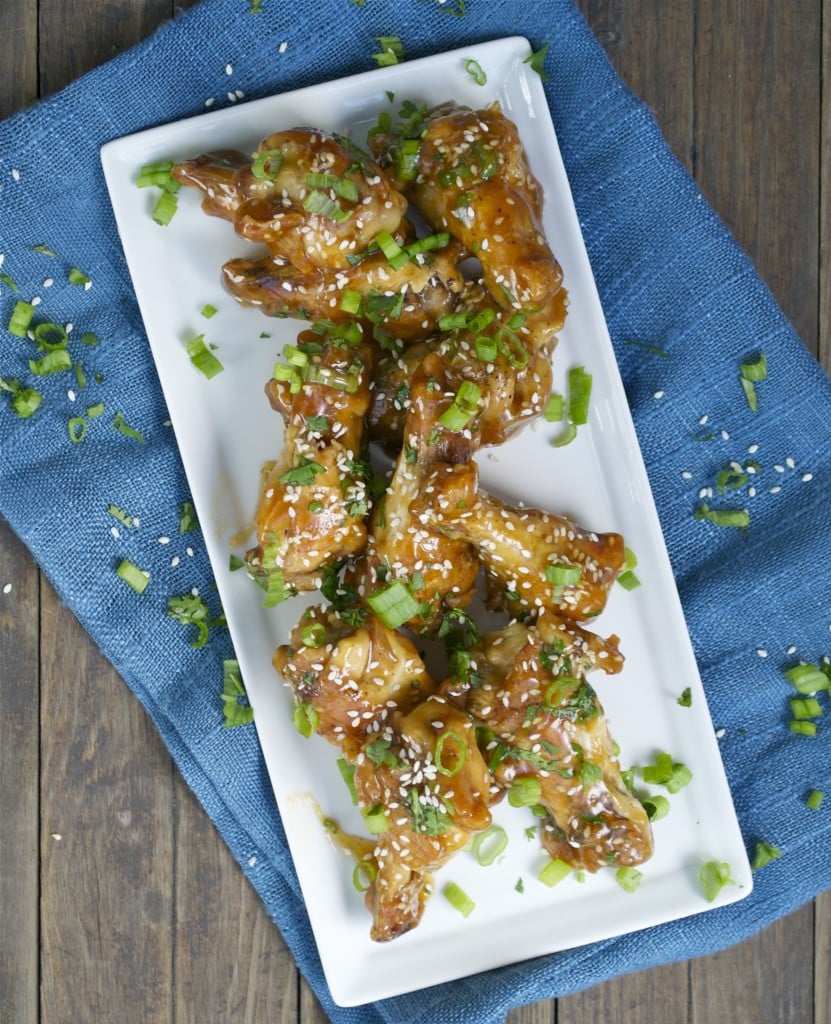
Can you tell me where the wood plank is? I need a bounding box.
[817,890,831,1024]
[505,997,554,1024]
[37,0,172,97]
[820,0,831,374]
[690,906,814,1024]
[0,0,36,119]
[300,975,336,1024]
[39,579,175,1023]
[695,0,821,352]
[559,964,690,1023]
[173,774,299,1024]
[0,520,40,1024]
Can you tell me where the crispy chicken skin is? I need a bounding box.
[353,696,492,941]
[245,335,373,595]
[273,605,434,756]
[412,461,625,620]
[371,101,564,314]
[348,352,481,633]
[442,614,653,872]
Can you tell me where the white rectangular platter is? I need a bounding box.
[102,36,752,1008]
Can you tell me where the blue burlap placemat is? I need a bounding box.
[1,1,829,1020]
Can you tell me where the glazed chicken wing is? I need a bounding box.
[174,131,466,340]
[371,101,564,315]
[412,461,625,620]
[348,352,480,633]
[273,604,434,756]
[352,696,492,941]
[245,333,373,596]
[443,613,652,872]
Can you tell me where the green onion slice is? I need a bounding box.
[113,411,144,442]
[470,825,508,866]
[152,190,178,226]
[68,267,90,287]
[750,841,781,871]
[464,58,487,85]
[700,860,733,901]
[538,857,571,888]
[28,349,72,376]
[615,866,644,893]
[435,730,467,776]
[186,334,224,379]
[367,579,421,629]
[301,622,326,648]
[544,392,564,422]
[642,795,670,821]
[8,300,35,337]
[252,149,284,180]
[694,503,749,528]
[305,171,358,203]
[443,881,475,917]
[361,804,390,834]
[806,789,824,810]
[785,663,829,694]
[352,860,377,892]
[292,701,319,738]
[567,366,593,425]
[508,776,543,807]
[67,417,87,443]
[116,559,149,594]
[34,322,68,351]
[337,759,358,805]
[303,189,352,223]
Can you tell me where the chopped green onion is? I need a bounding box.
[567,366,592,425]
[301,622,326,648]
[113,411,144,442]
[785,663,829,694]
[464,58,487,85]
[107,504,137,528]
[508,776,543,807]
[8,300,35,337]
[790,697,822,719]
[67,417,87,443]
[0,272,18,291]
[367,578,421,629]
[201,303,218,319]
[178,500,198,534]
[34,322,68,350]
[303,362,360,393]
[544,563,582,587]
[642,795,670,821]
[68,267,90,287]
[395,138,421,181]
[544,392,564,422]
[262,564,292,607]
[5,385,42,418]
[789,720,817,737]
[806,789,824,810]
[221,660,254,727]
[372,35,404,67]
[303,189,352,223]
[292,701,319,738]
[474,335,498,362]
[435,730,467,776]
[352,860,377,892]
[186,334,224,379]
[361,804,390,834]
[339,289,362,315]
[28,349,72,376]
[496,326,528,368]
[252,148,284,180]
[694,503,750,528]
[750,841,781,871]
[642,752,692,793]
[443,881,475,917]
[615,866,643,893]
[136,160,177,189]
[470,825,508,866]
[31,243,59,257]
[73,363,86,389]
[538,857,571,888]
[617,570,641,591]
[551,420,578,448]
[116,559,149,594]
[86,402,105,419]
[272,362,302,393]
[740,352,768,381]
[677,687,692,708]
[152,190,178,226]
[81,332,100,347]
[700,860,733,901]
[229,554,244,572]
[523,41,550,80]
[438,380,481,431]
[374,229,408,269]
[337,758,358,805]
[404,232,450,259]
[305,171,359,203]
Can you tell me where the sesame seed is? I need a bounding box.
[248,855,257,867]
[681,471,692,479]
[205,97,215,107]
[11,168,20,181]
[756,648,768,658]
[279,40,288,53]
[226,63,233,75]
[158,536,170,545]
[748,443,759,454]
[2,583,11,595]
[786,457,795,469]
[715,728,726,739]
[653,390,665,399]
[802,473,813,482]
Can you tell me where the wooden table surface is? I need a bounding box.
[1,2,829,1022]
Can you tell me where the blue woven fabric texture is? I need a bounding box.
[1,1,829,1021]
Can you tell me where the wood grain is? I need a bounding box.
[0,522,40,1024]
[0,0,36,119]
